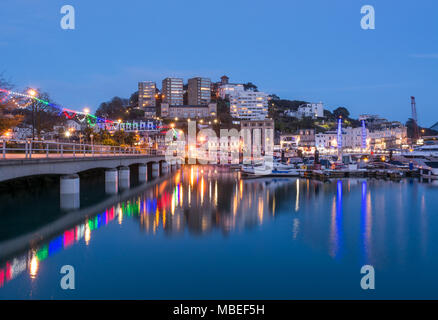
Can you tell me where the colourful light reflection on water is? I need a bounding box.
[0,167,437,298]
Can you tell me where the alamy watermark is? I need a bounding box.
[164,120,274,168]
[360,265,375,290]
[361,5,375,30]
[60,265,75,290]
[60,5,75,30]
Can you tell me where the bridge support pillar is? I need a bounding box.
[161,162,169,176]
[118,166,130,190]
[139,164,147,183]
[60,174,80,210]
[177,159,182,168]
[105,168,118,194]
[152,162,159,178]
[171,160,177,172]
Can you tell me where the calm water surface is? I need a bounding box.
[0,166,437,299]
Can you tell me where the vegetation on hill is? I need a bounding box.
[0,75,22,135]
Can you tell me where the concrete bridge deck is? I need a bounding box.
[0,155,166,182]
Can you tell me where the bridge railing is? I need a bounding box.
[1,139,163,160]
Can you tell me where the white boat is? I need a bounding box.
[241,163,272,175]
[273,161,296,170]
[401,145,438,159]
[270,168,300,176]
[241,162,299,177]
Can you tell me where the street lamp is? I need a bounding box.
[28,89,37,140]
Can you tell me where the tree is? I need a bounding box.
[243,82,258,92]
[95,97,128,120]
[269,94,280,101]
[405,118,437,138]
[129,91,138,108]
[216,98,234,128]
[13,90,65,139]
[333,107,350,119]
[0,75,23,134]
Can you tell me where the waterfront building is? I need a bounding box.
[241,119,274,158]
[138,81,157,118]
[229,88,269,120]
[316,127,369,152]
[162,78,184,106]
[285,102,324,119]
[298,129,316,150]
[188,77,211,105]
[160,103,217,119]
[280,134,300,150]
[368,123,407,150]
[315,131,339,150]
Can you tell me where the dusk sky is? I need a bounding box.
[1,0,437,126]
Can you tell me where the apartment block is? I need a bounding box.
[188,77,211,105]
[138,81,157,117]
[162,78,184,106]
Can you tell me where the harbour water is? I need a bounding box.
[0,165,437,299]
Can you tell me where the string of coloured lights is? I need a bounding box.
[0,88,114,126]
[0,88,170,132]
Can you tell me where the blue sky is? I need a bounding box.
[1,0,437,125]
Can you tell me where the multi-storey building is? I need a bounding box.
[368,123,407,150]
[315,127,368,151]
[229,87,269,120]
[138,81,157,117]
[241,119,275,157]
[280,134,300,150]
[160,103,217,119]
[188,77,211,105]
[298,129,316,149]
[162,78,184,106]
[218,83,244,99]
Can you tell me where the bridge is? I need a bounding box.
[0,139,182,209]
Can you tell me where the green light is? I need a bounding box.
[88,219,94,230]
[36,245,48,261]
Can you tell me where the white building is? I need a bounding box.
[368,124,407,150]
[53,120,82,133]
[286,102,324,119]
[316,127,369,151]
[229,88,269,120]
[218,83,244,99]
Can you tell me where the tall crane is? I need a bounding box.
[411,96,420,141]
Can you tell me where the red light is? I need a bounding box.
[6,263,12,281]
[64,229,75,247]
[0,268,4,287]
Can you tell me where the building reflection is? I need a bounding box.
[0,168,432,290]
